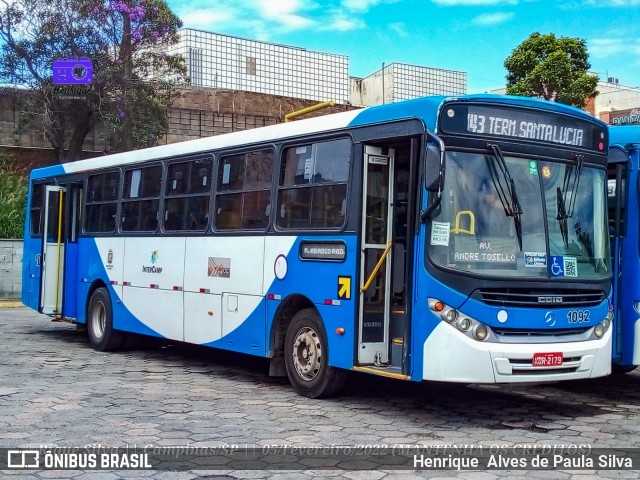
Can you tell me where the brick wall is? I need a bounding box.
[0,87,358,168]
[0,240,22,299]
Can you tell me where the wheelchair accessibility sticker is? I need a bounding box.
[549,256,578,278]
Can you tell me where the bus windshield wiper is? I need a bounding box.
[486,143,524,250]
[556,155,584,247]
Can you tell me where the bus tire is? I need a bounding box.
[87,287,124,352]
[284,308,347,398]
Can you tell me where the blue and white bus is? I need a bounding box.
[22,94,614,398]
[608,125,639,372]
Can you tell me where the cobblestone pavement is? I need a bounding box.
[1,307,639,479]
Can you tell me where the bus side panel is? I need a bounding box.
[184,292,222,344]
[22,234,42,311]
[201,295,266,356]
[76,237,124,325]
[121,237,186,341]
[220,294,266,355]
[77,237,165,337]
[410,223,443,381]
[263,235,358,370]
[618,148,640,366]
[22,182,42,310]
[77,237,124,329]
[183,236,267,355]
[62,242,79,319]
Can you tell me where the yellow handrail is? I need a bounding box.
[451,210,475,235]
[361,242,393,292]
[285,100,335,122]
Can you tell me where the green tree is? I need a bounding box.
[504,32,598,108]
[0,153,27,239]
[0,0,188,161]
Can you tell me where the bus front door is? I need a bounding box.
[358,146,395,365]
[40,186,66,316]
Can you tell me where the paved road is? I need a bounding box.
[1,307,639,479]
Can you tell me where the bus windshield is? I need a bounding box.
[428,151,610,280]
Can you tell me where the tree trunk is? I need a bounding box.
[120,14,133,80]
[64,108,94,162]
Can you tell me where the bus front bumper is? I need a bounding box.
[422,322,612,383]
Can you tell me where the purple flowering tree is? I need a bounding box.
[0,0,187,161]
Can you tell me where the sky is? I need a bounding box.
[165,0,640,94]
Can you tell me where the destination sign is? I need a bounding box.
[439,103,607,152]
[299,241,346,261]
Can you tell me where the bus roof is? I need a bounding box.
[609,125,640,147]
[30,93,605,180]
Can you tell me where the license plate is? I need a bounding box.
[532,352,563,367]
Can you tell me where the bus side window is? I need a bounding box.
[85,171,119,234]
[608,164,627,237]
[164,157,212,232]
[122,165,162,232]
[215,149,273,231]
[29,183,45,237]
[277,138,350,230]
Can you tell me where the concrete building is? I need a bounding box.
[169,29,351,104]
[594,79,640,125]
[350,63,467,107]
[170,29,467,107]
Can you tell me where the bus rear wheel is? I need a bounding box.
[284,308,346,398]
[87,287,124,352]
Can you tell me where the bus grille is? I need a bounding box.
[508,356,582,375]
[492,327,591,337]
[491,327,591,343]
[475,288,605,308]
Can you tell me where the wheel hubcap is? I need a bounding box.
[91,300,106,340]
[292,326,322,381]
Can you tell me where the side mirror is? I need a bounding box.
[608,144,629,165]
[424,132,445,192]
[420,132,446,222]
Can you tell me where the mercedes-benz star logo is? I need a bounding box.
[545,311,556,327]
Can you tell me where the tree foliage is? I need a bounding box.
[0,153,27,239]
[0,0,188,161]
[504,32,598,108]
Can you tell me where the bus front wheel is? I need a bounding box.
[284,308,346,398]
[87,287,124,352]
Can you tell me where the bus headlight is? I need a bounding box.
[456,317,471,332]
[474,324,489,341]
[594,323,605,338]
[427,298,492,342]
[443,309,458,323]
[595,313,612,338]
